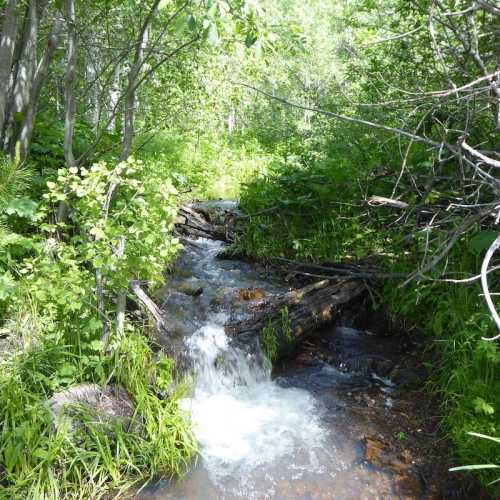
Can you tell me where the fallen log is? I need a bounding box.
[226,278,366,359]
[129,279,166,332]
[174,205,230,241]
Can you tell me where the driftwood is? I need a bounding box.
[226,279,366,358]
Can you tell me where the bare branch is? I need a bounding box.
[480,234,500,340]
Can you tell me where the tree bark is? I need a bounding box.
[63,0,76,168]
[18,10,63,161]
[0,0,19,137]
[120,0,161,161]
[226,279,367,359]
[115,236,127,338]
[129,279,165,331]
[4,0,50,151]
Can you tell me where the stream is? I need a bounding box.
[139,201,440,500]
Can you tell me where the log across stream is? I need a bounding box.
[137,201,460,500]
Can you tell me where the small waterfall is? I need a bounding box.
[183,311,326,482]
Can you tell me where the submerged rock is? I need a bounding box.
[235,287,266,301]
[363,436,410,473]
[49,383,134,430]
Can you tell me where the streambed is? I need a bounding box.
[139,202,452,500]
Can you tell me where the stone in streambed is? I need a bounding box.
[49,383,134,431]
[363,436,409,472]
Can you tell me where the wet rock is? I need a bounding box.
[363,437,410,473]
[236,287,266,301]
[49,384,134,430]
[174,282,204,297]
[390,365,427,387]
[394,473,423,497]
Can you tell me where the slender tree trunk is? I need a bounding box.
[57,0,76,222]
[63,0,76,168]
[12,1,38,118]
[115,236,127,338]
[108,62,120,132]
[120,0,161,161]
[18,10,63,161]
[0,0,19,138]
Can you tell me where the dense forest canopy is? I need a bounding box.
[0,0,499,497]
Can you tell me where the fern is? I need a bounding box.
[0,153,33,212]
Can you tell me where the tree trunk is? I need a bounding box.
[4,0,49,151]
[0,0,19,137]
[18,10,63,161]
[115,236,127,338]
[108,61,120,132]
[120,0,161,161]
[63,0,76,168]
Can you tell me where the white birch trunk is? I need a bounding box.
[18,11,63,161]
[0,0,19,136]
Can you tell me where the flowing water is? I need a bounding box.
[140,203,420,499]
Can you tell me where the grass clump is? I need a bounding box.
[0,328,196,499]
[260,319,279,363]
[259,307,295,364]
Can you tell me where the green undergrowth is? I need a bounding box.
[0,328,196,499]
[0,151,198,498]
[260,307,294,362]
[237,162,500,491]
[138,131,275,200]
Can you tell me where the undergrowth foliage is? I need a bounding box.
[0,0,498,495]
[0,153,196,498]
[0,331,196,499]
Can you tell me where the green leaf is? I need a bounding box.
[58,364,77,378]
[0,272,15,301]
[187,13,197,31]
[468,231,498,256]
[4,197,38,219]
[245,31,258,48]
[467,432,500,445]
[472,397,495,416]
[449,464,500,471]
[89,339,103,351]
[33,448,50,460]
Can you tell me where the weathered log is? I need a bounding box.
[129,279,165,332]
[174,205,228,241]
[226,279,366,359]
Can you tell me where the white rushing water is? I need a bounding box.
[182,312,326,484]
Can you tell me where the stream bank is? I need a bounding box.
[139,201,486,500]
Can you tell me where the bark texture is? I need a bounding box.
[0,0,19,134]
[226,279,366,358]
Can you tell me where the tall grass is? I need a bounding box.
[0,327,196,499]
